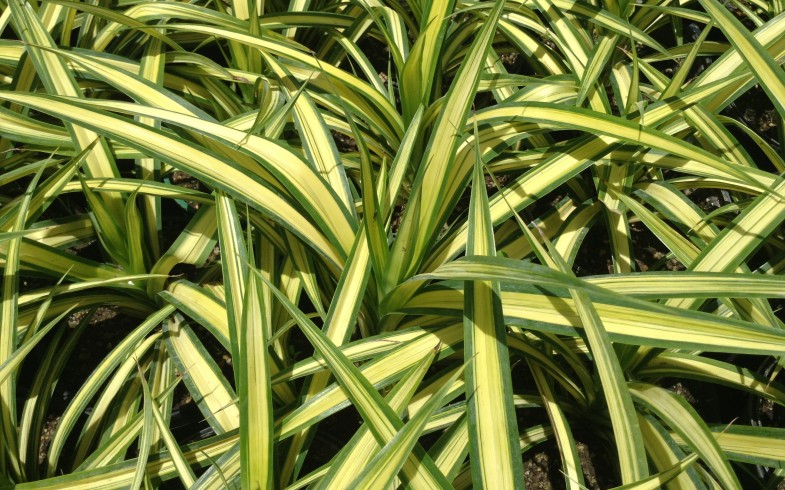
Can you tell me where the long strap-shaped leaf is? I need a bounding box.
[216,192,247,384]
[693,8,785,111]
[666,177,785,312]
[0,145,89,231]
[313,346,438,489]
[277,227,372,486]
[130,363,155,490]
[18,317,86,479]
[254,269,452,489]
[149,206,217,296]
[477,102,769,190]
[16,428,238,489]
[45,305,174,476]
[45,91,356,256]
[274,326,461,441]
[162,280,297,406]
[699,0,785,120]
[263,53,354,212]
[347,367,465,490]
[563,285,647,483]
[399,0,455,122]
[423,75,768,273]
[0,165,43,480]
[638,352,785,406]
[511,207,647,483]
[586,271,785,299]
[670,425,785,469]
[238,261,274,489]
[136,29,164,261]
[611,453,699,490]
[403,259,785,354]
[163,315,239,434]
[620,185,780,330]
[271,326,445,383]
[0,91,345,268]
[529,362,584,489]
[166,23,403,142]
[160,281,228,350]
[636,414,705,490]
[630,383,741,489]
[463,130,523,488]
[7,0,121,211]
[388,0,506,285]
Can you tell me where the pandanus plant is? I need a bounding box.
[1,0,785,488]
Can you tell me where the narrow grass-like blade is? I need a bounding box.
[75,379,182,471]
[78,173,128,268]
[255,269,452,488]
[263,54,353,211]
[544,234,647,483]
[530,363,584,489]
[585,272,785,299]
[150,387,197,487]
[272,326,439,382]
[124,190,147,274]
[388,0,506,284]
[637,352,785,406]
[611,453,699,490]
[130,363,155,490]
[0,92,345,268]
[273,330,462,441]
[314,346,438,489]
[167,23,403,142]
[283,230,326,319]
[60,179,211,206]
[238,263,274,489]
[667,178,785,312]
[463,126,523,488]
[46,327,162,476]
[71,346,158,468]
[0,143,90,230]
[400,0,455,122]
[347,367,465,490]
[551,0,666,54]
[160,281,229,350]
[149,206,216,295]
[7,0,120,190]
[671,425,785,469]
[18,317,84,479]
[60,96,355,256]
[0,309,70,384]
[15,430,239,489]
[402,284,785,355]
[163,314,239,434]
[576,34,618,106]
[699,0,785,119]
[630,383,741,489]
[215,191,246,381]
[0,164,44,480]
[192,443,240,489]
[637,414,705,490]
[429,412,469,483]
[277,226,372,484]
[136,30,164,260]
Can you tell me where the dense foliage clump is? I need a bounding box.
[2,0,785,488]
